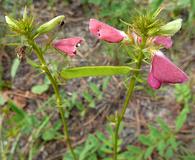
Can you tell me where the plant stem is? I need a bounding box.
[113,38,147,160]
[27,39,78,160]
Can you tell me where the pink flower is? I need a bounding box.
[153,36,173,49]
[89,19,126,43]
[147,51,188,89]
[53,37,83,57]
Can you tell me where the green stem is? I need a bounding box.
[113,38,147,160]
[27,39,78,160]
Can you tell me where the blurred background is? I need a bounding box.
[0,0,195,160]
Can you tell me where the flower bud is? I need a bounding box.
[23,6,28,21]
[5,16,19,30]
[36,15,65,35]
[160,18,182,36]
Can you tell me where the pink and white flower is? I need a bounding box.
[147,51,188,89]
[53,37,83,57]
[89,19,127,43]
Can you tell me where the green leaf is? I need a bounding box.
[79,134,99,160]
[118,151,134,160]
[165,147,174,159]
[8,100,26,119]
[157,140,166,156]
[89,82,102,100]
[83,92,95,108]
[60,66,135,80]
[54,120,62,131]
[44,76,51,85]
[144,146,154,159]
[76,102,85,112]
[34,116,50,139]
[127,145,142,155]
[31,84,49,94]
[96,131,107,143]
[42,128,56,141]
[70,92,78,104]
[27,58,40,68]
[169,136,178,150]
[149,125,160,139]
[157,117,170,133]
[95,131,113,153]
[175,84,191,103]
[138,135,153,146]
[102,77,110,90]
[175,105,189,132]
[7,100,33,128]
[182,155,195,160]
[11,58,20,79]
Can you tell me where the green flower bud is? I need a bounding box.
[36,15,65,35]
[23,6,28,21]
[5,16,19,29]
[160,18,182,36]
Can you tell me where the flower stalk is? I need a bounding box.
[27,39,78,160]
[113,37,147,160]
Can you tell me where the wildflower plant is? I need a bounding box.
[5,8,78,160]
[88,8,188,160]
[5,7,188,160]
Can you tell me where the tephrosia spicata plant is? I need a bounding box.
[5,7,188,160]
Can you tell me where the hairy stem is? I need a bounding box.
[27,39,77,160]
[113,38,147,160]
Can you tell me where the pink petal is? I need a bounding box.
[150,51,188,88]
[53,37,83,57]
[147,70,161,89]
[89,19,126,43]
[153,36,173,49]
